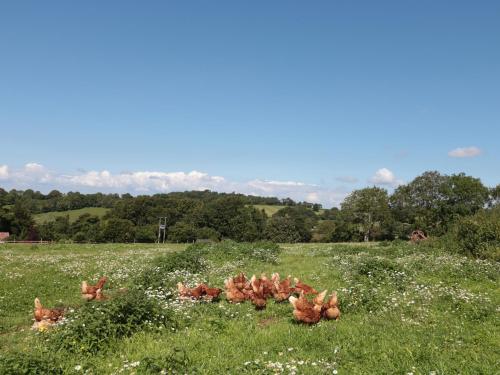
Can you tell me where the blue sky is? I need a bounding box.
[0,1,499,206]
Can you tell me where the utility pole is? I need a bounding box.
[157,217,167,243]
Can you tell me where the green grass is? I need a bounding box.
[252,204,287,216]
[33,207,110,224]
[0,242,498,374]
[252,204,324,216]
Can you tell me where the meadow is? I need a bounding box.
[33,207,110,224]
[0,241,498,374]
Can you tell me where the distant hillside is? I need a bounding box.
[251,204,287,216]
[252,204,324,216]
[34,207,110,224]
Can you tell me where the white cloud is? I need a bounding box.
[448,146,482,158]
[0,165,9,180]
[0,164,349,207]
[369,168,403,187]
[59,170,226,192]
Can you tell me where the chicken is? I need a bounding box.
[288,292,324,324]
[33,298,64,323]
[177,282,205,300]
[249,277,267,310]
[233,272,247,290]
[321,292,340,320]
[95,288,107,301]
[250,274,273,299]
[81,276,108,300]
[250,285,266,310]
[224,278,247,303]
[259,274,274,298]
[272,274,295,302]
[177,282,192,300]
[201,285,222,301]
[293,278,318,295]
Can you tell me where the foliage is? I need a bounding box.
[447,208,500,260]
[1,242,499,374]
[48,289,175,355]
[341,187,392,241]
[265,216,303,243]
[0,352,63,374]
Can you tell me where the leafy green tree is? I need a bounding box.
[101,218,135,242]
[134,225,157,243]
[489,184,500,207]
[312,220,336,242]
[167,221,197,243]
[265,216,302,243]
[391,171,489,235]
[273,206,317,242]
[341,187,391,241]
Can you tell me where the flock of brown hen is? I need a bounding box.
[33,272,339,330]
[32,276,109,330]
[178,272,340,324]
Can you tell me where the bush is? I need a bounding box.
[135,350,194,374]
[449,209,500,260]
[48,289,175,355]
[0,353,63,374]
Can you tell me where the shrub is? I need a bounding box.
[48,289,175,355]
[0,353,63,374]
[135,350,194,374]
[449,209,500,260]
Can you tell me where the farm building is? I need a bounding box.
[0,232,10,242]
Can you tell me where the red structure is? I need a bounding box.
[410,230,427,243]
[0,232,10,242]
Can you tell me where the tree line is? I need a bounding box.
[0,171,498,245]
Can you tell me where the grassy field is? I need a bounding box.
[0,242,498,374]
[33,207,110,224]
[252,205,288,216]
[251,205,324,216]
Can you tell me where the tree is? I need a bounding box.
[167,221,197,243]
[312,220,336,242]
[391,171,489,235]
[265,216,302,243]
[341,187,391,241]
[273,206,317,242]
[489,184,500,207]
[101,218,135,242]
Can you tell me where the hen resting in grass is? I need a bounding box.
[233,272,247,291]
[201,285,223,301]
[293,278,318,295]
[321,292,340,320]
[177,283,206,300]
[224,278,247,303]
[249,275,268,309]
[81,276,108,301]
[289,291,326,324]
[33,298,64,323]
[271,273,295,302]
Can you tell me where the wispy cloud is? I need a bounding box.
[0,163,350,207]
[369,168,403,187]
[448,146,482,158]
[0,165,9,180]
